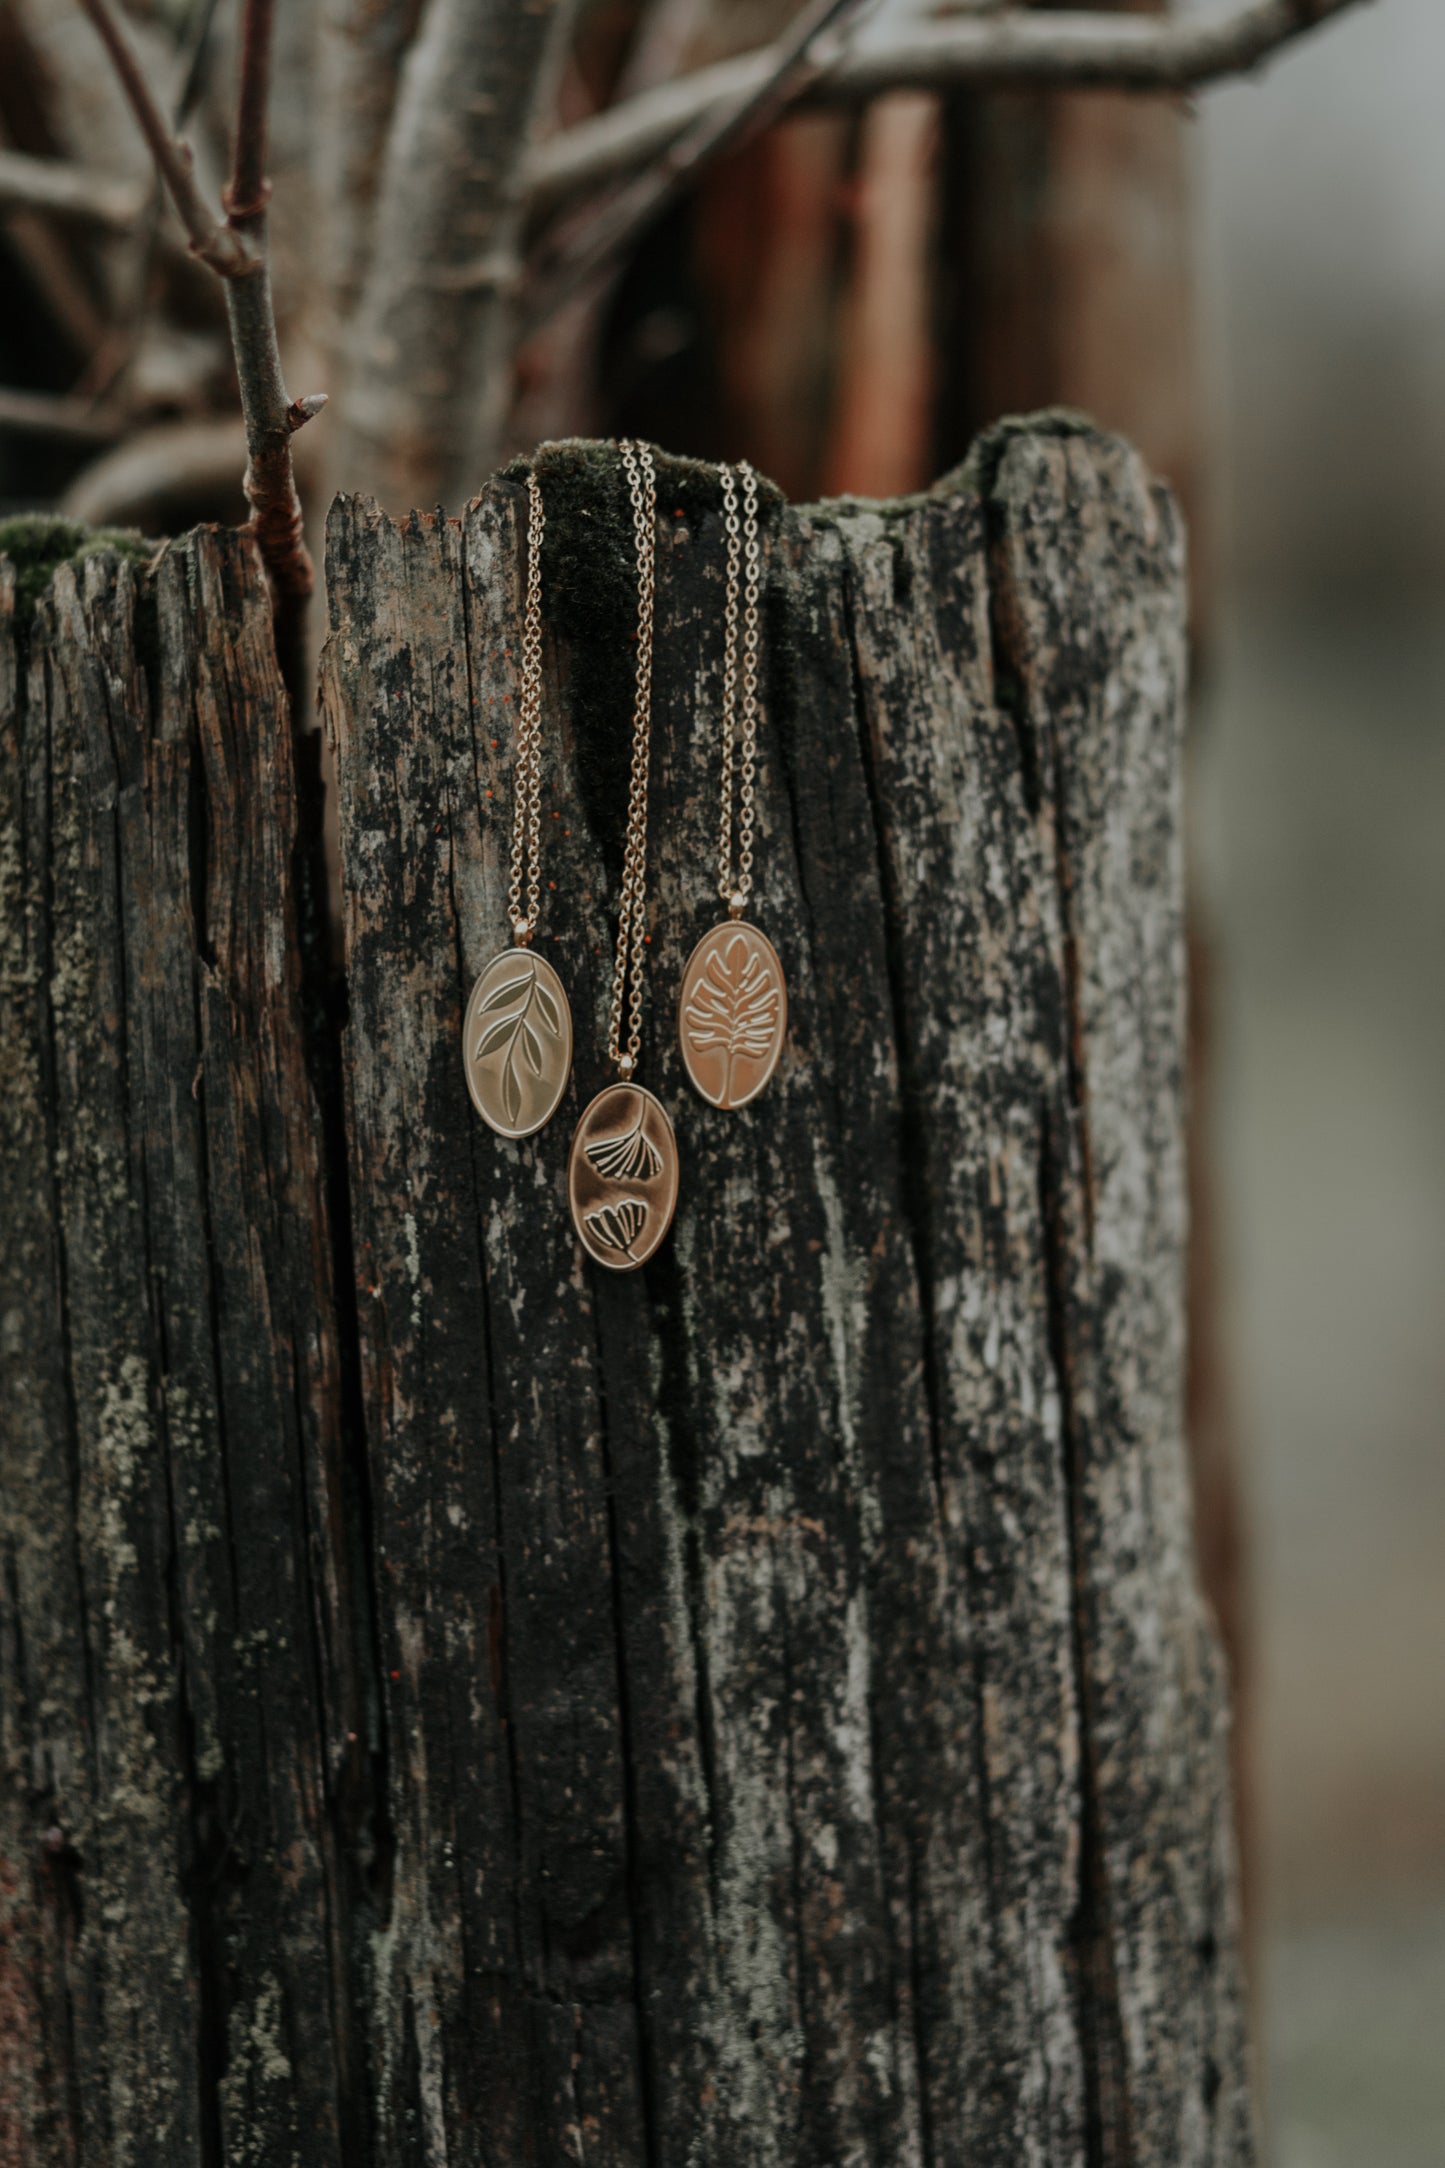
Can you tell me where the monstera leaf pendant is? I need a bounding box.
[678,920,787,1109]
[464,949,573,1138]
[568,1084,679,1270]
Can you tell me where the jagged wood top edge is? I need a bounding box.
[0,410,1178,637]
[321,408,1167,542]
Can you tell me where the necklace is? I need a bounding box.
[677,460,787,1109]
[463,464,574,1138]
[567,440,680,1271]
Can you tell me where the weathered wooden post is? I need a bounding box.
[1,523,363,2160]
[1,420,1252,2164]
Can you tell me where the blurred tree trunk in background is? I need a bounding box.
[936,0,1203,553]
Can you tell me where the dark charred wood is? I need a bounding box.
[0,524,366,2167]
[1,420,1252,2164]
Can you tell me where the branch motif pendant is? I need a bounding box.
[568,1084,679,1270]
[678,920,787,1109]
[464,949,573,1138]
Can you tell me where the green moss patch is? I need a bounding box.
[0,514,155,636]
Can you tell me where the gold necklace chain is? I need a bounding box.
[464,459,576,1142]
[507,464,546,945]
[609,439,658,1076]
[717,459,761,914]
[675,458,785,1113]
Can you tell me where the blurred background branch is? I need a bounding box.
[74,0,254,273]
[0,0,1367,535]
[522,0,877,336]
[528,0,1369,210]
[0,144,144,230]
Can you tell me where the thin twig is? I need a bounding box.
[220,0,317,710]
[525,0,1371,213]
[73,0,254,275]
[523,0,878,336]
[0,147,145,233]
[76,0,322,715]
[226,0,275,222]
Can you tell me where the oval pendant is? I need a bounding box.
[464,948,573,1138]
[677,920,787,1110]
[568,1084,679,1271]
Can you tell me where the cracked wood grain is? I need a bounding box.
[318,418,1252,2163]
[1,531,367,2168]
[0,416,1252,2162]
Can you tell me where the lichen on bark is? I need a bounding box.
[0,419,1252,2164]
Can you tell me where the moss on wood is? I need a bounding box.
[0,513,153,634]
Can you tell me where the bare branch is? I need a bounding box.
[523,0,876,336]
[218,0,315,707]
[225,0,275,222]
[73,0,321,714]
[525,0,1372,212]
[73,0,255,276]
[0,147,145,233]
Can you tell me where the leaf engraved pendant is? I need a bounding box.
[678,921,787,1109]
[568,1085,679,1271]
[464,950,573,1138]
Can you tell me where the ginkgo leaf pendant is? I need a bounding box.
[678,921,787,1110]
[464,949,573,1138]
[568,1085,679,1271]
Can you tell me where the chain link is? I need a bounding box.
[609,439,658,1075]
[507,464,546,944]
[716,459,761,912]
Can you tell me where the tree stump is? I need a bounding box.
[0,420,1253,2165]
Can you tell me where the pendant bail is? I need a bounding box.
[728,889,746,920]
[513,915,533,947]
